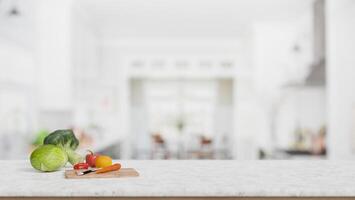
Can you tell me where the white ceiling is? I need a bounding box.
[76,0,314,38]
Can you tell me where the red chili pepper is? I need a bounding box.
[73,163,89,170]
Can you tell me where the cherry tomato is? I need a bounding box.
[73,162,89,170]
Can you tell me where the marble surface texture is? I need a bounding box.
[1,160,355,197]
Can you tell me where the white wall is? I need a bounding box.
[252,17,313,93]
[327,0,355,159]
[35,0,73,110]
[234,78,263,159]
[0,1,37,159]
[250,11,314,153]
[0,37,35,84]
[71,4,99,81]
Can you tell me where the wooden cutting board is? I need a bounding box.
[65,168,139,179]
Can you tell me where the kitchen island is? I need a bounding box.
[1,160,355,200]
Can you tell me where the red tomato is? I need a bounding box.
[86,150,99,167]
[73,162,89,170]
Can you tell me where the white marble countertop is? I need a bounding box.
[1,160,355,197]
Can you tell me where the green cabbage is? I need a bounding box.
[43,129,83,165]
[30,145,68,172]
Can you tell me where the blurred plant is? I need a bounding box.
[31,129,49,146]
[176,117,185,133]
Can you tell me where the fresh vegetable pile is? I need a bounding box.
[30,129,83,172]
[43,129,83,165]
[30,144,68,172]
[30,129,120,174]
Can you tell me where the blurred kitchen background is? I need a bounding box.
[0,0,354,160]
